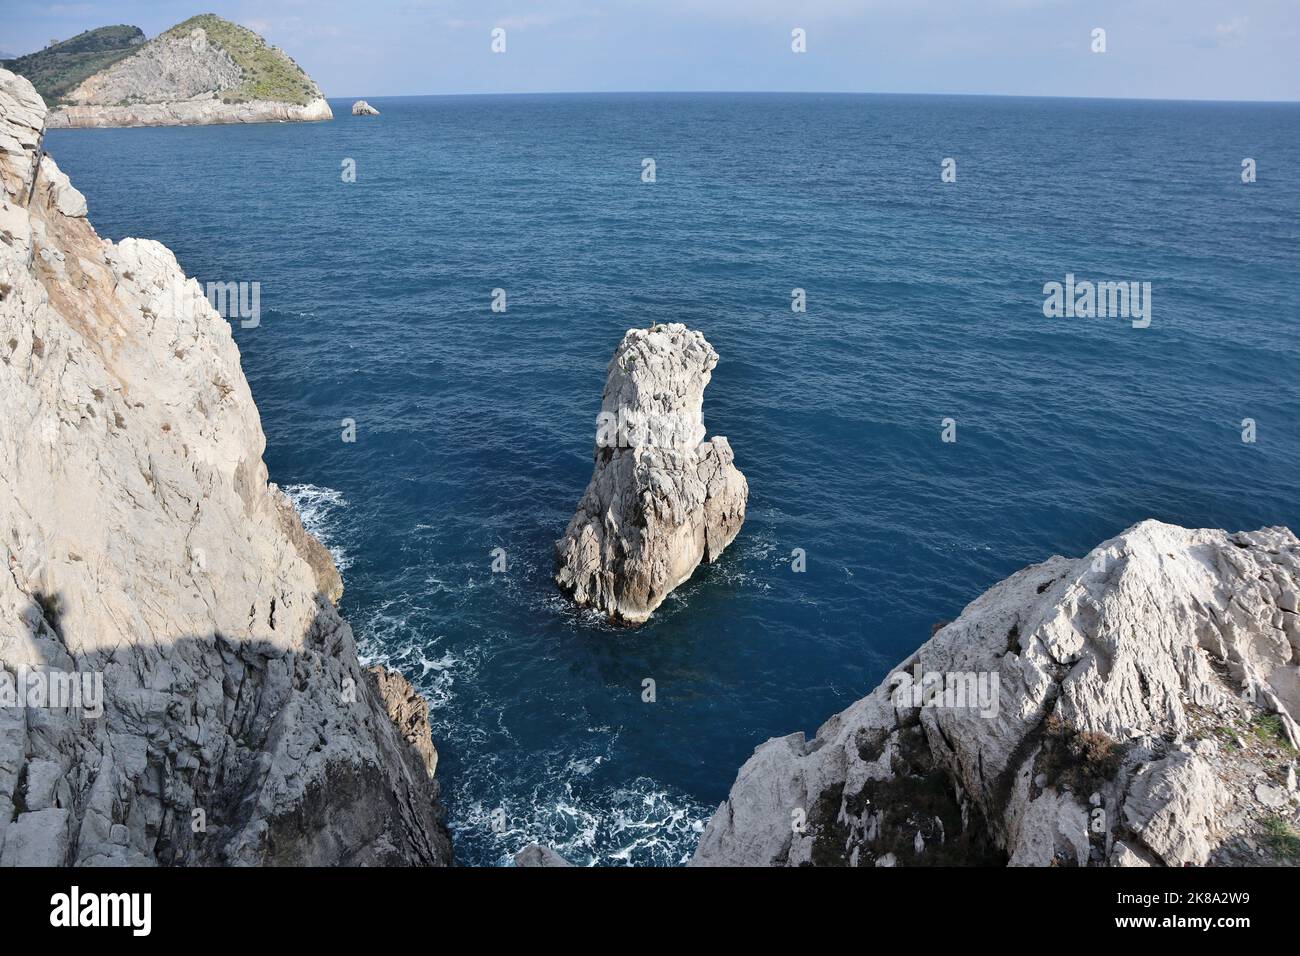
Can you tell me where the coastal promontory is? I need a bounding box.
[9,15,332,129]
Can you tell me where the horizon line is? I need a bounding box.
[322,89,1300,107]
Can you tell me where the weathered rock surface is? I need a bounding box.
[693,520,1300,867]
[514,844,574,867]
[0,69,448,866]
[64,29,242,106]
[555,324,747,624]
[368,666,438,778]
[351,100,380,116]
[42,17,331,128]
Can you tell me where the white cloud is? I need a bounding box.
[1211,16,1248,47]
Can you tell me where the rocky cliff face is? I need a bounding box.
[555,324,748,624]
[694,520,1300,867]
[40,16,331,128]
[0,70,448,865]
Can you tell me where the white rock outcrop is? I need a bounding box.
[48,97,334,129]
[0,69,447,865]
[351,100,380,116]
[693,520,1300,867]
[555,324,747,624]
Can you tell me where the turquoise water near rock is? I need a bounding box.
[46,92,1300,865]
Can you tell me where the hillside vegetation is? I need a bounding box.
[3,15,320,109]
[0,25,144,105]
[162,14,318,105]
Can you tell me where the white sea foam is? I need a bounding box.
[347,554,713,866]
[282,483,352,570]
[452,771,710,867]
[353,599,469,713]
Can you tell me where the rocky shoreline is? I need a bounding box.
[48,97,333,129]
[692,520,1300,866]
[0,69,446,865]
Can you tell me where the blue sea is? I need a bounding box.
[47,93,1300,866]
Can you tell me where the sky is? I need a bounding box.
[4,0,1298,102]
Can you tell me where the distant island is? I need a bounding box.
[3,14,331,127]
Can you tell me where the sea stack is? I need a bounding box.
[692,520,1300,867]
[352,100,380,116]
[0,69,446,865]
[555,324,747,624]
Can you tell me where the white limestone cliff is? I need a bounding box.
[555,324,748,625]
[48,98,333,129]
[0,69,447,865]
[693,520,1300,867]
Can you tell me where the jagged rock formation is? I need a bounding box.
[0,69,448,865]
[693,521,1300,867]
[351,100,380,116]
[30,15,332,128]
[368,666,438,778]
[555,324,747,624]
